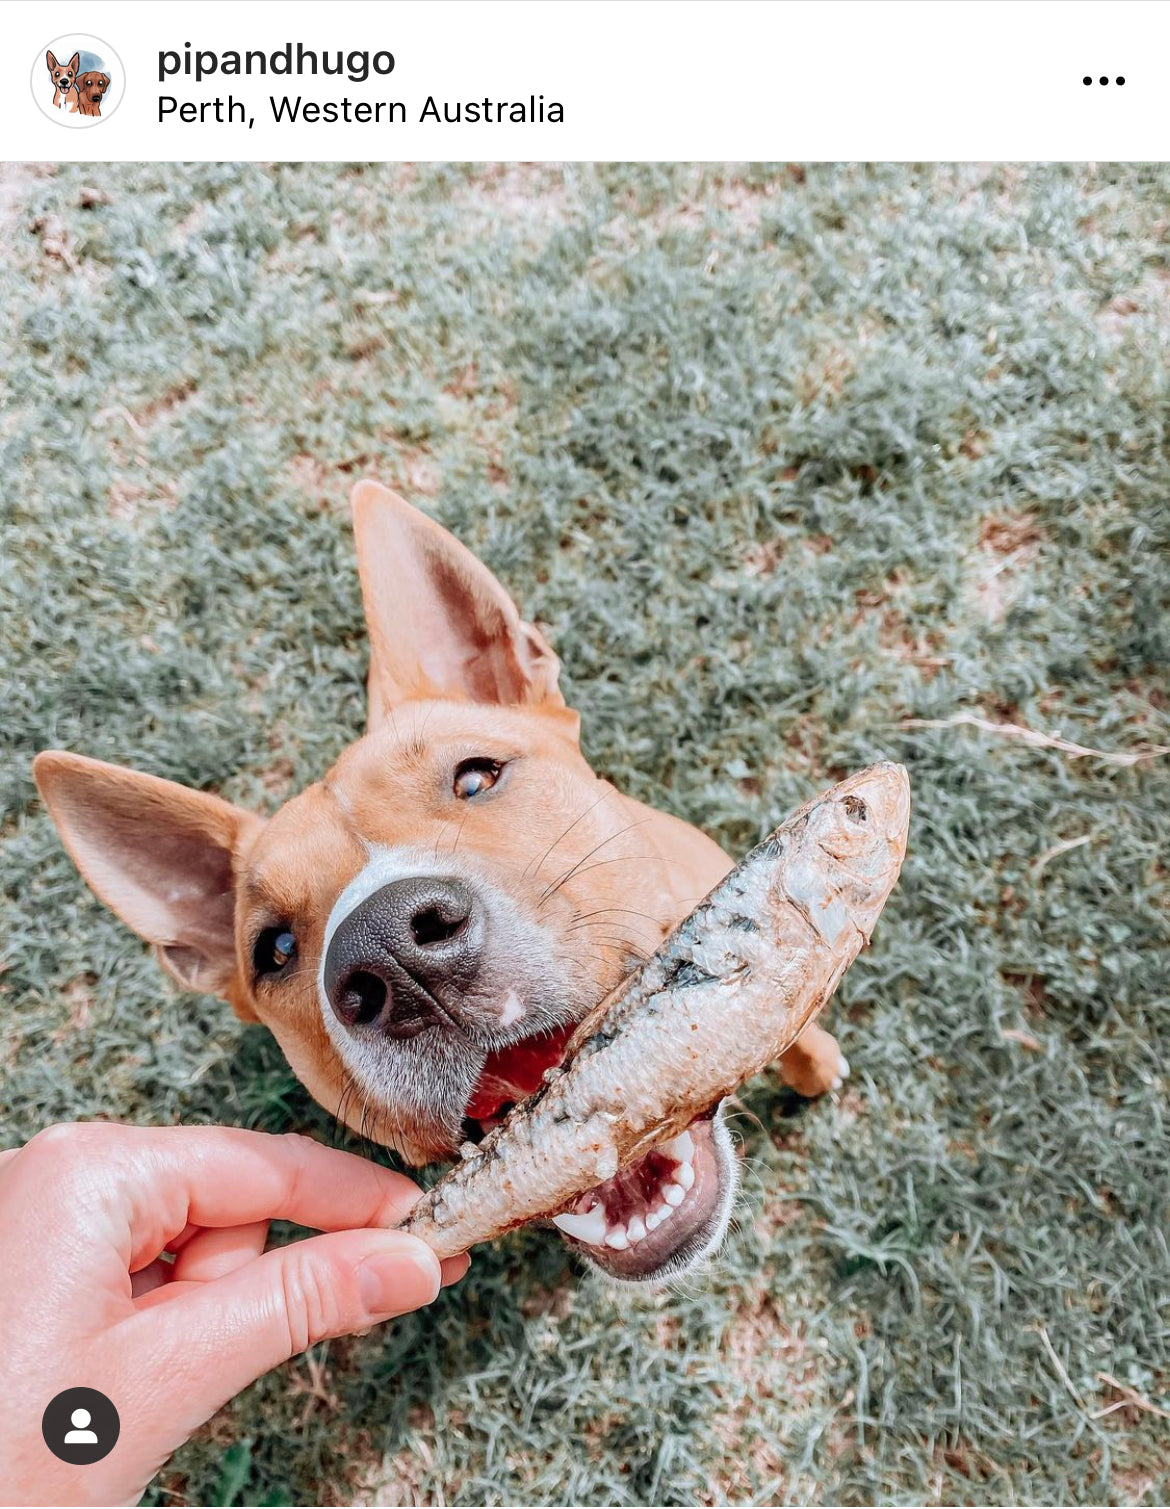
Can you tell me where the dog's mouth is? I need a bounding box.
[547,1114,735,1280]
[463,1031,737,1282]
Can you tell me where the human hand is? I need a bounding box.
[0,1122,468,1506]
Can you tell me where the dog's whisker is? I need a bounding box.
[565,922,663,945]
[448,813,470,857]
[537,818,655,906]
[523,790,615,883]
[565,917,663,943]
[566,905,669,927]
[431,817,456,861]
[331,1073,361,1147]
[541,852,662,906]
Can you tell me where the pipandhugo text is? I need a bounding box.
[158,43,395,85]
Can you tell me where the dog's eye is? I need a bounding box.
[254,926,297,976]
[453,758,503,799]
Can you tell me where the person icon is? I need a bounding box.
[42,1386,119,1463]
[63,1406,99,1445]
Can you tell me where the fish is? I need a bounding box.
[399,762,910,1267]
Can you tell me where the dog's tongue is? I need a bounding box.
[465,1022,577,1122]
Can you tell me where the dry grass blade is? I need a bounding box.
[1092,1373,1170,1422]
[1032,833,1094,877]
[897,713,1170,766]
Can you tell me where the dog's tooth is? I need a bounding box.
[604,1227,630,1251]
[552,1205,609,1245]
[654,1202,673,1225]
[676,1160,695,1191]
[626,1215,647,1243]
[645,1210,662,1231]
[663,1183,686,1207]
[662,1129,695,1164]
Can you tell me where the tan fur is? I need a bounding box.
[33,483,842,1159]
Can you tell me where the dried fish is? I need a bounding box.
[401,763,910,1268]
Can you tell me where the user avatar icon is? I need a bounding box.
[64,1407,99,1445]
[42,1386,119,1463]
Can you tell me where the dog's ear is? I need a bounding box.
[33,752,262,1018]
[68,52,81,75]
[46,50,58,71]
[350,480,578,738]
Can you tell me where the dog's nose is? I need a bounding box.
[323,876,483,1037]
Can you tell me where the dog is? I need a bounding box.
[72,71,110,117]
[45,51,80,110]
[34,483,847,1282]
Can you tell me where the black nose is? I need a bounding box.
[323,876,483,1037]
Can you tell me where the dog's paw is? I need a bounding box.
[776,1025,846,1099]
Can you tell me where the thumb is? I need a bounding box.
[128,1229,442,1432]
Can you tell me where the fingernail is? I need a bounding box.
[440,1252,471,1287]
[358,1237,441,1317]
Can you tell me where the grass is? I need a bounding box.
[1,161,1168,1506]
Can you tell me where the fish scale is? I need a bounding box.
[401,763,911,1259]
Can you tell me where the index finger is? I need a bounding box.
[139,1127,424,1244]
[14,1123,426,1276]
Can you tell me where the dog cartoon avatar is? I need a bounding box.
[73,70,111,117]
[34,485,850,1282]
[45,50,80,109]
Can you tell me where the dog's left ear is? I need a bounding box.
[67,52,80,75]
[350,480,579,740]
[33,751,262,1018]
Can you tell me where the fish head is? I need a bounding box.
[782,762,911,945]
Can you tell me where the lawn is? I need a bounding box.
[1,161,1168,1506]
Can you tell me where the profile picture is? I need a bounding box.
[33,33,123,127]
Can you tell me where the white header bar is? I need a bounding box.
[5,0,1166,162]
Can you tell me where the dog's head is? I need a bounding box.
[75,71,110,108]
[46,51,80,96]
[35,484,739,1280]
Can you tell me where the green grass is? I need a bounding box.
[2,161,1168,1506]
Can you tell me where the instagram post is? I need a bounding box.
[1,4,1167,1507]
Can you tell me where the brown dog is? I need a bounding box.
[45,51,80,110]
[72,71,110,117]
[34,484,847,1281]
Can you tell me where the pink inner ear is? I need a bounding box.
[33,753,256,999]
[352,482,570,722]
[421,551,529,705]
[59,793,238,967]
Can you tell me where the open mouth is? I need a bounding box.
[464,1030,737,1282]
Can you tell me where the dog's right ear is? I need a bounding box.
[46,50,58,71]
[33,752,262,1018]
[350,480,579,740]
